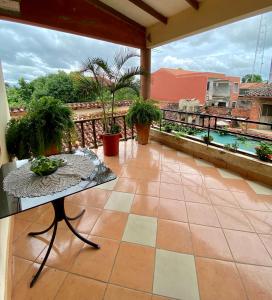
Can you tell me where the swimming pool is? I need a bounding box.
[195,131,261,154]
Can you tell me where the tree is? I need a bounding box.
[242,74,263,83]
[80,49,143,133]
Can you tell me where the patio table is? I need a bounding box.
[0,149,116,287]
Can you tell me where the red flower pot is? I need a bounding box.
[100,133,122,156]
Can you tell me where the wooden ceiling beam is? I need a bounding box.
[0,0,146,48]
[85,0,145,32]
[128,0,167,24]
[185,0,199,10]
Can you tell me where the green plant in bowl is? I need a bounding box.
[30,156,65,176]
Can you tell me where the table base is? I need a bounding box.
[28,197,100,288]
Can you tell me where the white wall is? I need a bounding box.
[0,60,12,300]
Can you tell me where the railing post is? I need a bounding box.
[214,117,217,130]
[92,119,98,148]
[123,115,127,141]
[80,122,85,148]
[207,116,211,146]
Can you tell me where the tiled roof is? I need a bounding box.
[240,82,267,90]
[246,83,272,97]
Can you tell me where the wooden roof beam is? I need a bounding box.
[128,0,168,24]
[185,0,199,10]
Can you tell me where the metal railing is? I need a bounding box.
[73,114,135,148]
[159,108,272,156]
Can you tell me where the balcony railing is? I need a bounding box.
[158,108,272,157]
[73,114,135,148]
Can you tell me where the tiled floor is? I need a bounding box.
[11,140,272,300]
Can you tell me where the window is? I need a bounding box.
[262,105,272,116]
[207,81,210,91]
[233,83,239,93]
[232,102,236,108]
[218,102,226,107]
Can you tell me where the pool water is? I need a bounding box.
[195,131,260,154]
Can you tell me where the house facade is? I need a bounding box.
[150,68,240,107]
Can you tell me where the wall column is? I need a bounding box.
[140,48,151,100]
[0,60,13,300]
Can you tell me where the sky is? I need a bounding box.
[0,11,271,85]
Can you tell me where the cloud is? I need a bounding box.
[0,11,271,85]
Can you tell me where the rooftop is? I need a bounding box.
[12,140,272,299]
[246,83,272,98]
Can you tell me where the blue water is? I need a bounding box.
[195,131,261,154]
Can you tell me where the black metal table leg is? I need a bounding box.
[66,209,86,221]
[28,197,99,288]
[30,219,58,288]
[28,219,55,236]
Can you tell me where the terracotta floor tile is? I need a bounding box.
[76,206,102,234]
[13,223,50,261]
[157,219,192,254]
[152,296,172,300]
[36,228,85,271]
[71,236,119,282]
[158,198,187,222]
[15,205,49,223]
[237,263,272,300]
[224,229,272,266]
[186,202,220,227]
[104,284,152,300]
[195,257,247,300]
[13,218,32,242]
[183,186,210,204]
[259,234,272,257]
[131,195,159,217]
[66,189,111,208]
[190,224,232,260]
[180,164,202,175]
[12,256,33,288]
[91,210,128,240]
[181,173,203,186]
[246,180,272,196]
[160,171,182,184]
[161,162,180,173]
[114,178,138,193]
[12,263,67,300]
[232,191,270,211]
[55,274,106,300]
[197,166,220,177]
[204,176,229,190]
[215,206,254,232]
[224,179,253,193]
[159,182,184,200]
[209,189,239,208]
[245,210,272,234]
[110,242,155,292]
[136,181,160,197]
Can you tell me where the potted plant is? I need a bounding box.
[255,142,272,162]
[126,99,162,145]
[202,134,213,144]
[6,96,74,159]
[80,49,142,156]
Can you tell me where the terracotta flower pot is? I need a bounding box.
[44,144,60,156]
[135,123,150,145]
[100,133,122,156]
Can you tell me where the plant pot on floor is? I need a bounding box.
[44,144,60,156]
[135,123,150,145]
[100,133,122,156]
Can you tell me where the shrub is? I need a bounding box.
[255,142,272,162]
[202,134,213,144]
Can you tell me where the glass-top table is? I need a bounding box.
[0,149,116,287]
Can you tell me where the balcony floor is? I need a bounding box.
[12,140,272,300]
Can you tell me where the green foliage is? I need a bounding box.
[161,121,204,136]
[255,142,272,162]
[110,123,121,134]
[237,136,248,144]
[164,123,172,133]
[6,96,75,159]
[80,49,142,133]
[126,99,162,128]
[242,74,263,83]
[224,142,239,152]
[218,126,229,136]
[202,134,213,144]
[30,156,65,176]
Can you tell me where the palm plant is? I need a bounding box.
[79,49,143,133]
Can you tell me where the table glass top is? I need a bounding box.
[0,149,116,220]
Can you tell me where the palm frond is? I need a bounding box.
[113,48,140,72]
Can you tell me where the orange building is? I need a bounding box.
[150,68,240,107]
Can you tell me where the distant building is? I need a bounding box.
[150,68,240,107]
